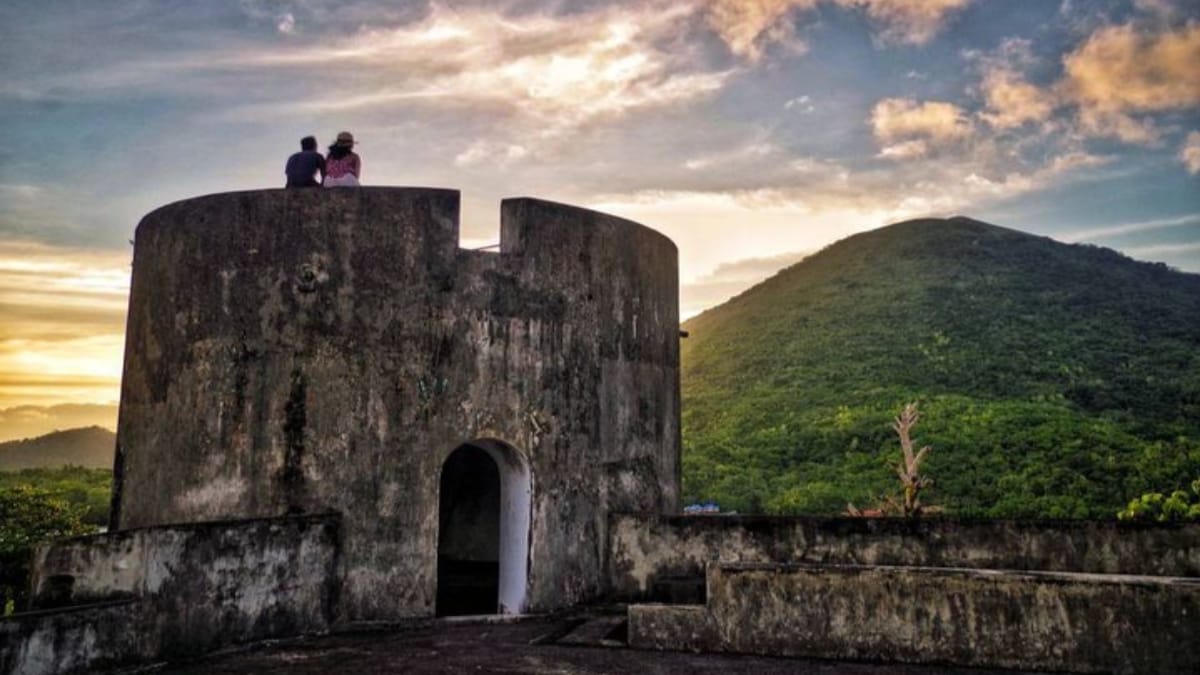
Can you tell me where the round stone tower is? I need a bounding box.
[111,188,680,621]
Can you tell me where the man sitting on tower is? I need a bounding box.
[284,135,326,188]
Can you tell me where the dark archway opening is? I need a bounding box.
[436,445,500,616]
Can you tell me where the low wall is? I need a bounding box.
[608,513,1200,598]
[3,513,341,674]
[0,601,138,675]
[630,563,1200,674]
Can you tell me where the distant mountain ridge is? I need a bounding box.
[0,403,118,443]
[681,217,1200,518]
[0,426,116,470]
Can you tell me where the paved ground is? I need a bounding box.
[155,614,1047,674]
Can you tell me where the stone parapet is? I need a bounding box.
[629,562,1200,674]
[608,512,1200,599]
[2,514,341,675]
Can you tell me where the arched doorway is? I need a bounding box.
[436,440,530,616]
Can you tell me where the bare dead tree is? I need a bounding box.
[893,402,934,517]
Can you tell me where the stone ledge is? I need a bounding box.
[628,604,713,653]
[607,513,1200,600]
[627,561,1200,675]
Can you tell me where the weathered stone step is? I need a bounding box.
[555,615,629,647]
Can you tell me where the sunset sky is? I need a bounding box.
[1,0,1198,440]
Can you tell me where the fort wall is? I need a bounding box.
[615,514,1200,673]
[2,514,340,675]
[111,188,680,621]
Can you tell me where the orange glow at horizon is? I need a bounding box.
[0,240,128,410]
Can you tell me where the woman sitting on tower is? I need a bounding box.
[324,131,361,187]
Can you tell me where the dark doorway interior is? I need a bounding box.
[437,444,500,616]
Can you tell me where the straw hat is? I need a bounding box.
[335,131,355,146]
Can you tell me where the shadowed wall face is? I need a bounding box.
[112,188,680,621]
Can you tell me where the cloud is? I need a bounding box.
[964,15,1200,150]
[9,3,730,145]
[1060,212,1200,243]
[833,0,971,46]
[593,125,1112,273]
[587,188,876,280]
[0,184,43,198]
[1125,241,1200,257]
[0,403,117,443]
[0,180,143,249]
[592,133,1118,318]
[454,140,530,168]
[979,68,1057,129]
[682,138,777,171]
[784,95,815,112]
[587,143,1101,281]
[1132,0,1189,21]
[943,151,1110,201]
[1061,22,1200,142]
[704,0,817,61]
[277,12,296,34]
[871,98,973,158]
[236,4,730,148]
[0,240,127,408]
[1181,131,1200,174]
[682,250,810,317]
[919,10,1200,186]
[0,241,128,299]
[876,139,928,160]
[702,0,969,58]
[695,251,813,280]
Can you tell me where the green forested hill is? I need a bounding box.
[681,217,1200,518]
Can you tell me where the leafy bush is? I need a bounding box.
[1118,479,1200,522]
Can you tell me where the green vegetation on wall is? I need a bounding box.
[681,217,1200,519]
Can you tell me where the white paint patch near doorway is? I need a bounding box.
[472,439,532,615]
[438,438,531,615]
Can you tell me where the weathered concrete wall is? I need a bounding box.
[629,562,1200,674]
[608,513,1200,598]
[5,514,340,674]
[0,601,140,675]
[113,188,680,620]
[30,513,341,614]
